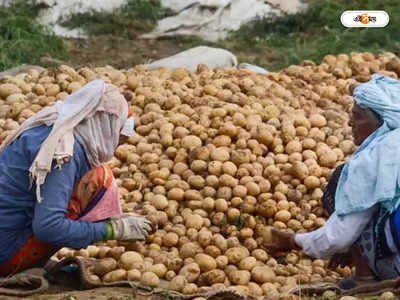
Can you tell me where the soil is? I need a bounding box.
[0,286,144,300]
[46,34,281,72]
[63,35,186,70]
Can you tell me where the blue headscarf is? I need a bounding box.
[335,74,400,217]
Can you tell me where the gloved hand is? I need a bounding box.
[109,213,153,241]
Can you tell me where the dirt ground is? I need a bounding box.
[54,35,280,72]
[0,286,142,300]
[63,36,186,70]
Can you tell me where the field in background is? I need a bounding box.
[1,0,400,72]
[0,1,68,71]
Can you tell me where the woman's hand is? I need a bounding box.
[109,214,154,241]
[327,252,353,269]
[262,228,301,252]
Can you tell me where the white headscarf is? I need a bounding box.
[0,79,131,203]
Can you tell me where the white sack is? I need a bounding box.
[160,0,200,12]
[142,0,278,42]
[238,63,269,74]
[146,46,238,72]
[0,0,127,38]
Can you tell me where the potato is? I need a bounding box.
[169,275,187,292]
[252,249,268,262]
[167,257,183,272]
[194,253,217,272]
[181,135,202,149]
[88,274,101,283]
[275,210,291,222]
[57,248,73,259]
[215,255,229,269]
[67,81,82,93]
[229,270,251,285]
[141,271,159,287]
[97,246,111,259]
[379,292,396,300]
[309,114,327,127]
[149,264,167,278]
[185,214,204,230]
[318,149,338,167]
[168,188,185,201]
[127,269,141,281]
[163,232,179,247]
[248,282,263,296]
[118,251,143,270]
[179,262,201,283]
[239,257,257,271]
[93,258,117,276]
[251,266,276,283]
[213,234,228,251]
[225,247,250,264]
[291,161,309,180]
[151,194,168,209]
[0,83,21,98]
[103,269,127,283]
[285,140,302,155]
[180,242,201,258]
[198,230,213,247]
[74,249,90,258]
[198,269,226,285]
[261,282,278,294]
[86,245,100,258]
[210,148,230,162]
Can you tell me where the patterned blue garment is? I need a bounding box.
[0,125,106,264]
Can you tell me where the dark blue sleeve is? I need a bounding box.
[32,153,107,249]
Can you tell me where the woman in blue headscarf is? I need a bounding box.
[265,74,400,289]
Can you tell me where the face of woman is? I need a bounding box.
[349,104,380,145]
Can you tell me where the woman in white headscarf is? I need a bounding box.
[0,79,152,276]
[264,74,400,289]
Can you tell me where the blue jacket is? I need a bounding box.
[0,125,107,264]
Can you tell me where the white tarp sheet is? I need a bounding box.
[238,63,269,74]
[142,0,278,42]
[266,0,306,15]
[0,0,127,38]
[146,46,269,74]
[159,0,200,12]
[36,0,127,37]
[146,46,238,72]
[1,0,306,40]
[143,0,306,42]
[160,0,305,14]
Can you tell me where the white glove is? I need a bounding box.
[109,214,153,241]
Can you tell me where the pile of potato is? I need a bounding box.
[1,52,400,297]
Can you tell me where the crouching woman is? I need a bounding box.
[0,80,152,276]
[265,74,400,289]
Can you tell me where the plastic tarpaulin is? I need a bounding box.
[0,0,127,38]
[146,46,269,75]
[143,0,306,42]
[146,46,238,72]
